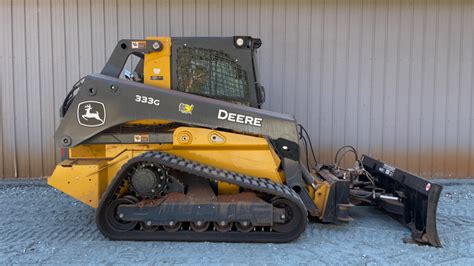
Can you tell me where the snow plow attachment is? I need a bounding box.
[360,156,442,247]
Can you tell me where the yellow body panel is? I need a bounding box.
[312,182,330,216]
[48,159,108,207]
[143,36,172,89]
[48,127,283,208]
[127,37,171,126]
[170,127,284,194]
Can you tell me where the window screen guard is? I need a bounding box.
[176,46,251,105]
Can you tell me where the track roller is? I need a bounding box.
[235,221,254,233]
[214,221,233,232]
[162,221,181,232]
[190,221,210,232]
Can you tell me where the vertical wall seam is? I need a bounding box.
[76,0,81,77]
[103,0,106,62]
[232,0,235,34]
[381,0,388,160]
[456,0,464,177]
[356,0,363,149]
[89,0,93,72]
[269,0,274,110]
[156,0,159,33]
[330,0,337,156]
[115,0,118,41]
[318,0,325,159]
[233,0,236,33]
[443,0,452,176]
[293,0,298,117]
[10,0,18,177]
[129,0,132,38]
[169,0,172,35]
[418,0,426,174]
[50,0,57,165]
[260,0,262,35]
[36,0,44,176]
[245,0,248,33]
[468,0,474,177]
[306,0,312,128]
[368,0,376,155]
[143,0,146,37]
[344,0,351,145]
[0,0,3,177]
[167,0,170,35]
[430,0,439,177]
[23,0,31,177]
[220,0,222,35]
[407,0,415,169]
[281,0,287,111]
[182,0,184,35]
[63,0,68,95]
[207,0,210,35]
[394,0,402,164]
[0,0,8,177]
[194,0,197,36]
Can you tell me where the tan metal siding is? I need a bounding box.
[0,0,473,178]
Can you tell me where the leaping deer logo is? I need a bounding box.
[77,101,106,127]
[82,104,104,123]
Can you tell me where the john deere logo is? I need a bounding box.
[179,103,194,115]
[77,101,106,127]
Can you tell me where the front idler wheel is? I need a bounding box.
[271,198,302,233]
[105,196,139,232]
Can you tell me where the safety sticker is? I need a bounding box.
[134,134,150,143]
[131,40,146,49]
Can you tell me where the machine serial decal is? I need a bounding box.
[135,95,160,106]
[179,103,194,114]
[217,109,263,127]
[77,101,106,127]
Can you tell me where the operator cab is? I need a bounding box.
[120,36,265,108]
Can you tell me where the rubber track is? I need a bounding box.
[96,151,308,243]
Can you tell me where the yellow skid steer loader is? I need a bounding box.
[49,36,442,246]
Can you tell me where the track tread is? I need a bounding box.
[96,151,308,243]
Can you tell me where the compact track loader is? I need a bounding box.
[49,36,442,246]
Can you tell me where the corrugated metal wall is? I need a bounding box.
[1,0,473,178]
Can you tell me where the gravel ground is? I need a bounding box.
[0,179,473,265]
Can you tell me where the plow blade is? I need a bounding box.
[361,156,442,247]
